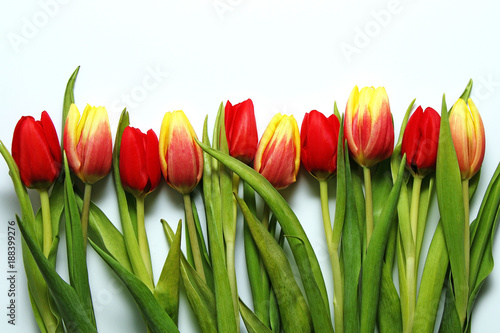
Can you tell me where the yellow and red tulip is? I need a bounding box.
[300,110,340,180]
[119,126,161,198]
[449,98,485,180]
[401,106,440,177]
[224,99,258,165]
[159,110,203,194]
[344,86,394,168]
[64,103,113,184]
[254,113,300,190]
[12,111,62,189]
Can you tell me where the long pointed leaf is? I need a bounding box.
[436,94,467,325]
[17,216,97,333]
[236,195,312,333]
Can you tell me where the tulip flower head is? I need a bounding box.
[224,99,258,165]
[300,110,340,180]
[159,110,203,194]
[344,86,394,168]
[254,113,300,190]
[64,104,113,184]
[449,98,485,180]
[12,111,62,189]
[401,106,440,177]
[119,126,161,198]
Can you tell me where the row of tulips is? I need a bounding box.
[1,67,499,333]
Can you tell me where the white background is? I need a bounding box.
[1,0,500,332]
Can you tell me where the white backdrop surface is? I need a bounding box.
[1,0,500,332]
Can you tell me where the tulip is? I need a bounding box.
[344,85,394,246]
[64,103,112,247]
[344,86,394,168]
[159,110,203,194]
[12,111,62,257]
[301,109,343,331]
[401,106,440,177]
[119,126,161,282]
[159,110,205,281]
[225,99,258,165]
[300,110,340,180]
[64,103,113,184]
[119,126,161,198]
[449,98,485,180]
[254,113,300,190]
[12,111,62,189]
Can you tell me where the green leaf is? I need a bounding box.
[239,299,273,333]
[360,154,406,333]
[439,274,462,333]
[465,163,500,330]
[201,115,238,333]
[162,220,217,333]
[89,239,179,333]
[243,180,270,327]
[197,138,331,320]
[17,216,97,333]
[85,199,132,272]
[377,262,402,333]
[436,94,467,325]
[343,143,361,333]
[62,66,80,148]
[155,221,182,324]
[413,221,449,333]
[62,154,96,326]
[236,195,312,332]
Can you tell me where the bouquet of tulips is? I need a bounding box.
[1,67,499,333]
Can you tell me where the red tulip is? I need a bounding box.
[401,106,440,177]
[159,110,203,194]
[224,99,258,164]
[64,104,112,184]
[344,86,394,167]
[300,110,340,180]
[449,98,485,180]
[12,111,62,189]
[119,126,161,197]
[254,113,301,190]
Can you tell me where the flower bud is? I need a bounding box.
[344,86,394,167]
[300,110,340,180]
[254,113,300,190]
[401,106,440,177]
[224,99,258,164]
[64,104,113,184]
[12,111,62,189]
[119,126,161,197]
[159,110,203,194]
[449,98,485,180]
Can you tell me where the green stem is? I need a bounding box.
[136,196,154,285]
[363,166,374,246]
[463,179,470,296]
[38,189,52,258]
[410,177,423,244]
[183,194,206,281]
[81,183,92,248]
[319,179,343,333]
